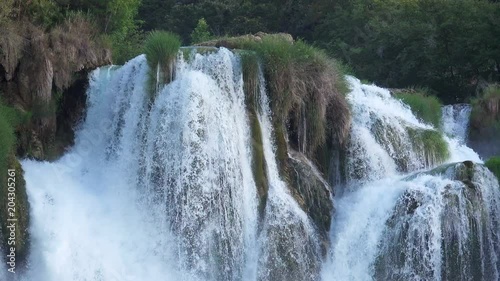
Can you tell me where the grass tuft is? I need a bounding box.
[408,128,450,167]
[144,30,181,92]
[236,36,351,156]
[395,90,443,128]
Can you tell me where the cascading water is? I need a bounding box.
[322,78,498,281]
[254,67,322,281]
[16,48,322,281]
[9,48,499,281]
[442,104,472,144]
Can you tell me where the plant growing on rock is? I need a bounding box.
[236,36,351,157]
[394,90,443,129]
[144,30,181,93]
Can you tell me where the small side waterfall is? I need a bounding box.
[442,104,472,144]
[255,68,322,281]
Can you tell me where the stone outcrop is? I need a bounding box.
[0,18,111,160]
[287,149,334,255]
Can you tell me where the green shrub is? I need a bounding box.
[190,18,212,44]
[144,30,181,90]
[485,157,500,181]
[0,0,14,25]
[395,90,443,129]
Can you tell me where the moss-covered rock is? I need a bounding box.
[287,150,334,255]
[0,154,30,271]
[0,17,111,161]
[376,161,499,281]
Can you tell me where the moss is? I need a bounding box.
[394,90,443,128]
[485,156,500,181]
[249,110,268,220]
[0,154,30,270]
[144,31,181,93]
[408,128,450,166]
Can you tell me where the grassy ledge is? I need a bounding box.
[394,90,443,129]
[144,31,181,94]
[236,36,351,157]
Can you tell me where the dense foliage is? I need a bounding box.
[137,0,500,103]
[3,0,499,103]
[0,0,142,64]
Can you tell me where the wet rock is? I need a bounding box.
[287,150,334,255]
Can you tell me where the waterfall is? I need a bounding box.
[442,104,472,144]
[255,67,322,281]
[17,49,321,281]
[322,79,498,281]
[10,48,500,281]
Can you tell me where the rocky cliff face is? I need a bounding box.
[0,17,111,160]
[0,16,111,270]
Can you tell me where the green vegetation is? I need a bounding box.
[408,128,450,167]
[0,100,31,265]
[485,157,500,181]
[1,0,143,64]
[0,102,17,172]
[235,36,350,155]
[191,18,213,44]
[137,0,500,103]
[470,85,500,132]
[144,31,181,90]
[395,91,443,128]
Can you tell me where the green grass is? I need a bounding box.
[395,90,443,128]
[485,156,500,181]
[408,128,450,166]
[144,30,181,90]
[0,100,22,172]
[235,36,350,155]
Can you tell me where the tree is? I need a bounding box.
[190,18,212,44]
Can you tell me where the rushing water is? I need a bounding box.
[322,78,498,281]
[18,49,320,281]
[442,104,472,144]
[13,51,500,281]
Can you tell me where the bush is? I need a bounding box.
[190,18,212,44]
[0,0,14,25]
[395,90,443,129]
[144,30,181,89]
[485,157,500,181]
